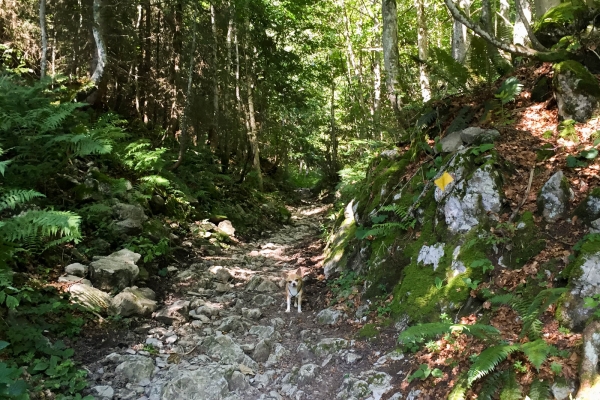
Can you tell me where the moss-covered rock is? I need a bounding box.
[574,187,600,225]
[537,170,572,222]
[553,60,600,122]
[557,234,600,330]
[323,201,360,278]
[534,2,591,48]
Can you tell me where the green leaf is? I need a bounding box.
[521,340,552,370]
[431,368,443,378]
[5,295,18,309]
[33,361,49,371]
[371,214,387,224]
[0,341,9,351]
[7,379,27,397]
[580,148,598,159]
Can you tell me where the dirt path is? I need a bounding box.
[83,203,412,400]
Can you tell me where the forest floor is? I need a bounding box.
[78,199,411,400]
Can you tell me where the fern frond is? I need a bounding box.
[446,106,474,134]
[40,102,84,133]
[468,344,519,385]
[0,159,11,176]
[448,374,468,400]
[499,369,521,400]
[477,371,504,400]
[520,340,553,370]
[379,204,409,219]
[0,189,45,211]
[0,210,81,247]
[47,133,113,156]
[521,288,567,339]
[528,378,550,400]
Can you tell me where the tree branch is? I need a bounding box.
[445,0,576,64]
[514,0,548,52]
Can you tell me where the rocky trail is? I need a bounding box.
[81,202,411,400]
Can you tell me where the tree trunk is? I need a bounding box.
[39,0,48,79]
[382,0,402,121]
[171,20,197,171]
[371,0,381,138]
[221,2,234,173]
[416,0,431,102]
[209,2,220,151]
[244,17,263,191]
[330,77,338,179]
[451,0,470,62]
[86,0,108,106]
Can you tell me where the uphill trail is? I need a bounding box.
[81,201,412,400]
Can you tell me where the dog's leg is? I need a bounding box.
[297,292,302,313]
[286,293,291,312]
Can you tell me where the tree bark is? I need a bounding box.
[244,17,263,191]
[451,0,470,62]
[382,0,402,121]
[209,2,220,150]
[416,0,431,102]
[371,0,381,138]
[39,0,48,79]
[171,20,197,171]
[90,0,107,85]
[329,77,338,178]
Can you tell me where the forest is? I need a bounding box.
[1,0,600,399]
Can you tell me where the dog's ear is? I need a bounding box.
[295,267,303,277]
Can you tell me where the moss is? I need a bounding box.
[503,212,546,268]
[563,234,600,280]
[357,323,379,339]
[554,60,600,97]
[574,190,600,224]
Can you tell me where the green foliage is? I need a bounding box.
[355,203,417,239]
[468,345,519,385]
[583,293,600,318]
[122,140,168,173]
[528,379,551,400]
[124,236,171,263]
[429,47,472,91]
[408,364,443,382]
[499,370,522,400]
[559,119,578,142]
[495,77,523,106]
[398,322,500,346]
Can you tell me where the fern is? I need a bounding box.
[40,102,84,133]
[528,379,551,400]
[499,370,522,400]
[0,189,45,212]
[0,210,81,246]
[468,344,519,385]
[429,47,473,91]
[521,340,554,370]
[446,106,474,134]
[477,371,505,400]
[448,374,468,400]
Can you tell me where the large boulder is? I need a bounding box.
[89,249,141,292]
[574,188,600,226]
[68,283,111,313]
[114,355,154,384]
[558,241,600,330]
[112,202,148,235]
[575,320,600,399]
[553,60,600,122]
[157,365,233,400]
[537,170,571,222]
[435,155,502,233]
[110,286,157,317]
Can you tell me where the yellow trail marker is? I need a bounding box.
[434,171,454,191]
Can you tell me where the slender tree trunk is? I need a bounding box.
[451,0,470,62]
[84,0,108,106]
[330,77,338,178]
[171,21,197,171]
[342,0,365,116]
[244,21,263,191]
[209,2,220,150]
[382,0,402,122]
[39,0,48,79]
[168,1,183,135]
[221,3,234,173]
[372,0,381,138]
[416,0,431,102]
